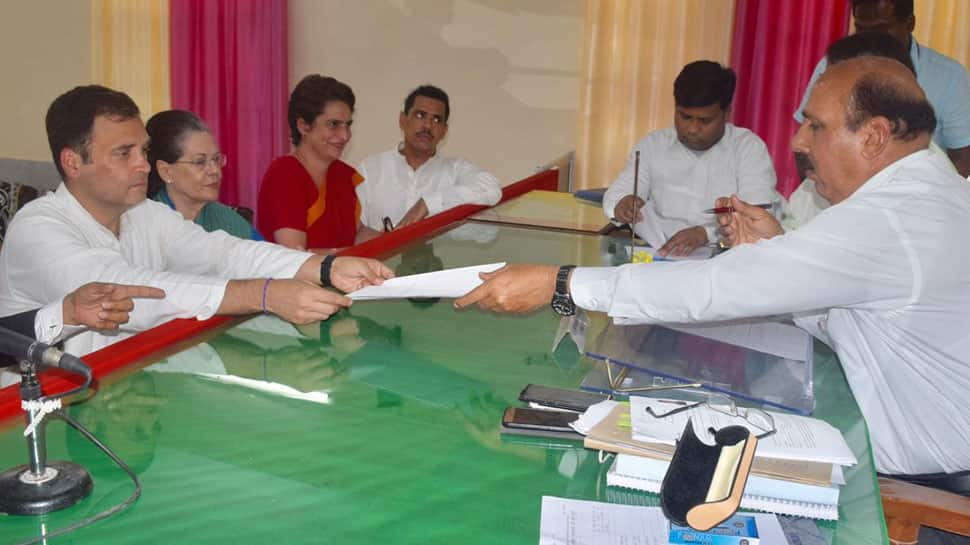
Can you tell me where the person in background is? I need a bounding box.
[783,31,918,230]
[356,84,501,230]
[146,110,262,240]
[793,0,970,177]
[602,61,778,257]
[257,75,379,252]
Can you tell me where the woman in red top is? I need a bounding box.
[257,75,379,251]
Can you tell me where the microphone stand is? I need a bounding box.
[0,359,93,515]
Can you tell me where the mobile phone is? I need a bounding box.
[501,407,583,440]
[518,384,609,413]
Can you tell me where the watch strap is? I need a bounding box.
[320,254,337,288]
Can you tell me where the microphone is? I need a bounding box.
[0,325,91,377]
[0,325,94,516]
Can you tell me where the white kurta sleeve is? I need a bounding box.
[6,213,259,333]
[156,206,310,280]
[422,159,502,215]
[32,300,83,344]
[571,204,912,326]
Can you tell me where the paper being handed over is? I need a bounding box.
[348,262,505,301]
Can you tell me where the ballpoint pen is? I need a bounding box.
[703,203,773,214]
[382,217,394,232]
[630,150,640,262]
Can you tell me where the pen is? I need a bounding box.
[382,217,394,232]
[630,150,640,262]
[703,203,773,214]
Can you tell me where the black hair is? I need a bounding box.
[851,0,914,19]
[288,75,355,146]
[145,110,210,197]
[827,31,915,75]
[403,84,450,123]
[846,72,936,141]
[45,85,140,179]
[673,61,736,110]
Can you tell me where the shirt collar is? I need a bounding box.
[674,123,733,156]
[395,142,438,171]
[909,35,921,63]
[846,148,930,201]
[55,182,147,238]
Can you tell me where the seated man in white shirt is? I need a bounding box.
[457,58,970,486]
[356,85,502,230]
[602,60,778,257]
[0,85,392,356]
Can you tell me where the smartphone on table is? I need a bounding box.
[501,407,583,440]
[518,384,609,413]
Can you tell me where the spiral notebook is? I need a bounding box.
[606,453,840,521]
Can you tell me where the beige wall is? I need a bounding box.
[0,1,91,162]
[289,0,582,185]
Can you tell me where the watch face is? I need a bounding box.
[551,296,576,316]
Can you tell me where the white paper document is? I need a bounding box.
[538,496,789,545]
[347,262,505,301]
[630,397,857,466]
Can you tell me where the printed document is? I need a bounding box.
[539,496,789,545]
[630,397,857,466]
[348,262,504,300]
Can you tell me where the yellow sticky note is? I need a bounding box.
[632,250,653,264]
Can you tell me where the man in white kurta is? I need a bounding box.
[356,85,501,231]
[602,61,778,257]
[456,58,970,477]
[0,187,308,355]
[0,85,390,356]
[602,124,778,249]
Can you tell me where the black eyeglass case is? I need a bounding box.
[660,419,758,531]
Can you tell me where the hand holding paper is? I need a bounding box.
[349,262,505,301]
[453,263,560,314]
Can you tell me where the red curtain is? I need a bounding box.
[169,0,289,211]
[730,0,850,197]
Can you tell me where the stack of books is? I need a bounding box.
[582,400,857,520]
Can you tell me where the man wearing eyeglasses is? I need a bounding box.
[355,84,502,230]
[0,85,393,357]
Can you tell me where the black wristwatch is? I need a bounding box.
[550,265,577,316]
[320,254,337,288]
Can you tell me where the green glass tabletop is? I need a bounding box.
[0,222,886,545]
